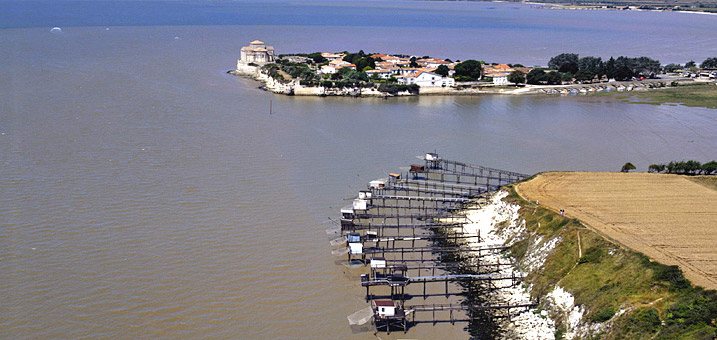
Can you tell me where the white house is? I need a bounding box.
[319,65,338,74]
[493,75,508,85]
[347,231,363,255]
[358,190,372,199]
[352,199,368,210]
[321,52,345,61]
[366,69,394,79]
[374,300,396,318]
[370,257,386,269]
[417,57,450,68]
[397,71,455,87]
[369,179,386,189]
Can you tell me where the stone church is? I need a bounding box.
[239,40,275,65]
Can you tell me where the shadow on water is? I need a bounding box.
[433,230,503,340]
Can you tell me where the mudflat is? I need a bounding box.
[516,172,717,290]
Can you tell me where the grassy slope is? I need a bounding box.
[502,185,717,340]
[688,175,717,191]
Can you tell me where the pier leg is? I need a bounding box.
[433,304,436,325]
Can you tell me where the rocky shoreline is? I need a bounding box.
[229,68,697,98]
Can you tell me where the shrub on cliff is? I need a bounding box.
[377,83,419,94]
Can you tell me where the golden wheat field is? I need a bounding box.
[516,172,717,290]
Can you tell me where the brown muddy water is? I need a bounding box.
[2,4,717,339]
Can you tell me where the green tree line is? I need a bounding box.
[648,160,717,175]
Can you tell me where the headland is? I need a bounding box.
[230,40,717,107]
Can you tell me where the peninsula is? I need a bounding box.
[230,40,717,102]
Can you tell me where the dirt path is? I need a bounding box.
[516,172,717,290]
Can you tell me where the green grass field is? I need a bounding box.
[608,83,717,109]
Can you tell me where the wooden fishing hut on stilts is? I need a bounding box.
[332,153,535,334]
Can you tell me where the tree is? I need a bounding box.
[507,70,526,85]
[613,57,636,81]
[575,69,595,82]
[307,52,327,64]
[354,57,375,72]
[663,63,682,72]
[409,56,419,68]
[435,65,450,77]
[666,161,676,174]
[337,67,368,82]
[454,60,482,80]
[648,164,666,173]
[559,62,579,74]
[526,69,547,85]
[684,160,702,175]
[702,161,717,175]
[701,57,717,69]
[548,53,579,71]
[603,57,617,80]
[685,60,696,68]
[621,162,636,172]
[579,56,603,76]
[633,56,661,76]
[546,71,562,85]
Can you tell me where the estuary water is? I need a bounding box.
[1,1,716,339]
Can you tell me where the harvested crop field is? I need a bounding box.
[516,172,717,290]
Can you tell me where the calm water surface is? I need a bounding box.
[1,1,716,339]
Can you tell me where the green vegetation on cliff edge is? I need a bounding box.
[503,185,717,340]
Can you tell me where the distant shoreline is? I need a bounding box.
[230,69,710,103]
[489,0,717,16]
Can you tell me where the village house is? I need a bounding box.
[374,62,401,73]
[395,59,411,68]
[319,59,356,74]
[492,74,509,85]
[398,68,422,76]
[483,64,532,85]
[377,55,402,64]
[319,65,338,74]
[397,70,455,87]
[365,69,394,79]
[321,52,345,61]
[417,57,450,68]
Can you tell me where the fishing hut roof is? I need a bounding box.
[374,300,396,307]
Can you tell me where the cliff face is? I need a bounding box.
[469,186,717,340]
[467,188,717,340]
